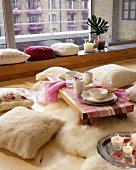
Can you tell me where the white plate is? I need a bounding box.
[81,90,117,103]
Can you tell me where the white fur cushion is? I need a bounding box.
[0,106,64,159]
[36,66,70,81]
[89,64,136,88]
[0,48,30,65]
[51,43,79,56]
[0,88,34,111]
[126,84,136,102]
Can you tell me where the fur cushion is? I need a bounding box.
[51,43,79,56]
[0,48,30,65]
[0,88,34,111]
[126,84,136,102]
[24,46,54,61]
[89,64,136,88]
[0,106,64,159]
[36,66,70,81]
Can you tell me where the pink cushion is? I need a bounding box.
[24,46,54,61]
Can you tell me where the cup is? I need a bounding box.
[110,133,124,150]
[65,71,78,88]
[74,79,83,95]
[83,71,93,82]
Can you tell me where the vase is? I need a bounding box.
[96,38,106,51]
[97,43,105,51]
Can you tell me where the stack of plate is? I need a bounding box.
[78,90,117,106]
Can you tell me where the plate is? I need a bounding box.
[81,90,117,103]
[97,132,136,168]
[58,73,83,81]
[78,94,117,106]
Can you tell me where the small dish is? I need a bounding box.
[89,88,108,100]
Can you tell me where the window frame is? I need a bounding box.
[122,0,136,20]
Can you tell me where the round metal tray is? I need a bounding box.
[97,132,136,168]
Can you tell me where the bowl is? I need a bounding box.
[89,88,108,100]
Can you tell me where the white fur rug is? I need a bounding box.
[43,99,136,170]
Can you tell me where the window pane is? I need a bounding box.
[12,0,89,51]
[0,0,6,49]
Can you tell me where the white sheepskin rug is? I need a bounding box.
[43,99,136,170]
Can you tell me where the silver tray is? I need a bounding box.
[78,93,117,106]
[97,132,136,168]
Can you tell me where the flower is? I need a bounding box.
[96,39,106,44]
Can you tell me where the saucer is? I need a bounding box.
[81,90,117,103]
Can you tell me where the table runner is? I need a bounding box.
[61,87,134,119]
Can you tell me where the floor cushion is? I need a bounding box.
[89,64,136,88]
[0,106,64,159]
[36,66,70,81]
[51,43,79,56]
[24,46,54,61]
[0,88,34,111]
[0,48,30,65]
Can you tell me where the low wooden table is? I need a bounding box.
[59,88,89,125]
[59,87,134,125]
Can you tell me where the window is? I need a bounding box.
[1,0,136,52]
[122,0,136,20]
[68,1,74,9]
[48,0,56,9]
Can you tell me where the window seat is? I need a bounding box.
[0,43,136,82]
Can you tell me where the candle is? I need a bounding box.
[122,142,133,157]
[84,42,94,52]
[111,134,124,150]
[131,133,136,149]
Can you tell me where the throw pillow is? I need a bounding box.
[0,48,30,65]
[36,66,70,81]
[24,46,54,61]
[0,88,34,111]
[89,64,136,88]
[51,43,79,56]
[0,106,64,159]
[126,84,136,102]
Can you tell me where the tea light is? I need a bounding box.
[131,133,136,148]
[111,134,124,150]
[84,42,94,53]
[122,142,133,157]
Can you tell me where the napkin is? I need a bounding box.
[36,80,66,104]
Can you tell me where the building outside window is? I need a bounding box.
[0,0,136,51]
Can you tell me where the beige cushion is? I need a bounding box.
[89,64,136,88]
[126,84,136,102]
[36,66,70,81]
[0,48,30,65]
[51,43,79,56]
[0,88,34,111]
[0,106,64,159]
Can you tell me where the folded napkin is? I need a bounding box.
[102,86,130,101]
[36,80,66,104]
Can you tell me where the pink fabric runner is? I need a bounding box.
[61,87,134,119]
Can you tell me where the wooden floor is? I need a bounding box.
[1,58,136,89]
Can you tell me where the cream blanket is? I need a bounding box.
[0,98,136,170]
